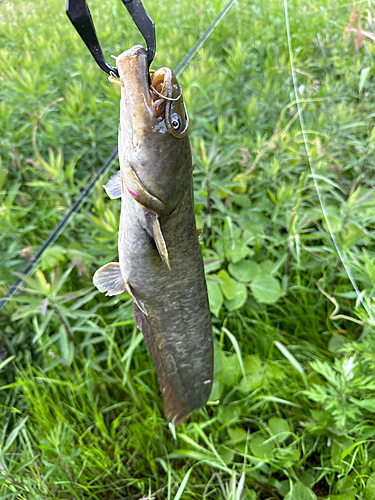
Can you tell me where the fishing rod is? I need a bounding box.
[0,0,237,312]
[0,149,118,311]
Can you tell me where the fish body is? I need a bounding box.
[94,45,213,425]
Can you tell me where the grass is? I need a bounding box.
[1,0,375,498]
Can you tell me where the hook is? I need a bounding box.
[66,0,156,82]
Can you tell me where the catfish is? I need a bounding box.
[93,45,213,425]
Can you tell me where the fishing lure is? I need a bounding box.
[67,0,213,424]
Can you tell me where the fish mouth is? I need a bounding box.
[116,45,180,128]
[116,45,153,127]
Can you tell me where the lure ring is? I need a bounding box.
[150,85,182,102]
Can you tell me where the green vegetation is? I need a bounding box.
[1,0,375,497]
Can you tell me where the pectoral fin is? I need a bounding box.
[133,302,189,426]
[145,212,170,272]
[103,171,122,199]
[124,169,165,214]
[93,262,126,296]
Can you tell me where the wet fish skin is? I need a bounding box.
[117,46,190,217]
[94,45,213,425]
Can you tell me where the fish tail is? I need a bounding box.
[133,302,189,425]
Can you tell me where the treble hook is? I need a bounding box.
[66,0,156,83]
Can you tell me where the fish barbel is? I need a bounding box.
[93,45,213,425]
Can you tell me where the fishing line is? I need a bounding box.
[283,0,375,326]
[0,0,237,312]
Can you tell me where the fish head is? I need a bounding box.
[116,45,191,214]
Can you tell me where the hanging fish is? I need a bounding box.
[93,45,213,425]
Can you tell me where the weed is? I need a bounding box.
[1,0,375,498]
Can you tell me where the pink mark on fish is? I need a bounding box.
[129,190,138,197]
[203,379,211,384]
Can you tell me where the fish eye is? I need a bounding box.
[171,114,181,131]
